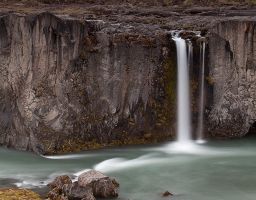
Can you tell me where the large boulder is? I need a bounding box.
[78,170,119,198]
[47,171,118,200]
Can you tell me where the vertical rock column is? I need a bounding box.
[207,21,256,138]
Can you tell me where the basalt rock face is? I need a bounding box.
[0,12,175,154]
[207,20,256,138]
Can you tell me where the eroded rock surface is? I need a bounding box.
[0,4,255,153]
[0,12,174,154]
[78,170,119,198]
[47,171,118,200]
[207,20,256,138]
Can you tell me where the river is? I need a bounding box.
[0,136,256,200]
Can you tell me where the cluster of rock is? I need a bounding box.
[47,170,119,200]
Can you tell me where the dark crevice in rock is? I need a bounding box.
[225,41,233,60]
[247,121,256,136]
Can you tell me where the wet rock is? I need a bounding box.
[47,171,117,200]
[78,170,119,198]
[48,187,62,199]
[162,191,173,197]
[62,182,95,200]
[179,31,198,40]
[196,37,207,44]
[47,175,72,190]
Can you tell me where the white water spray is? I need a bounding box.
[172,35,192,144]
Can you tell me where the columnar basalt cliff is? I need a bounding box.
[0,13,176,154]
[0,5,255,154]
[207,20,256,138]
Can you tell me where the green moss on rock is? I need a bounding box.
[164,57,177,110]
[154,44,177,130]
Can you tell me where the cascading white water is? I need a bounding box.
[188,41,193,70]
[172,35,192,144]
[196,40,206,143]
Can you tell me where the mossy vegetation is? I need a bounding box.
[190,78,199,113]
[206,75,214,85]
[164,58,176,109]
[159,44,177,126]
[0,189,41,200]
[146,42,177,140]
[153,56,177,128]
[44,132,171,154]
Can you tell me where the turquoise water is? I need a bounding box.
[0,137,256,200]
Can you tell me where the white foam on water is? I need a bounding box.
[93,154,167,173]
[195,139,207,144]
[73,169,91,177]
[43,154,95,160]
[14,179,47,189]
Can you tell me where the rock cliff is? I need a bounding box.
[207,20,256,138]
[0,4,255,154]
[0,13,175,154]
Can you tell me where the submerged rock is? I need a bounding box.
[78,170,119,198]
[162,190,173,197]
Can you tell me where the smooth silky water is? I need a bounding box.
[1,138,256,200]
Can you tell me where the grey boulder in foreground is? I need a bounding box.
[47,170,119,200]
[78,170,119,198]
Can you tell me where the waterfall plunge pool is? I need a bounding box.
[1,137,256,200]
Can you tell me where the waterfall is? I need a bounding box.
[196,40,206,143]
[188,41,193,70]
[172,35,192,143]
[162,31,207,152]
